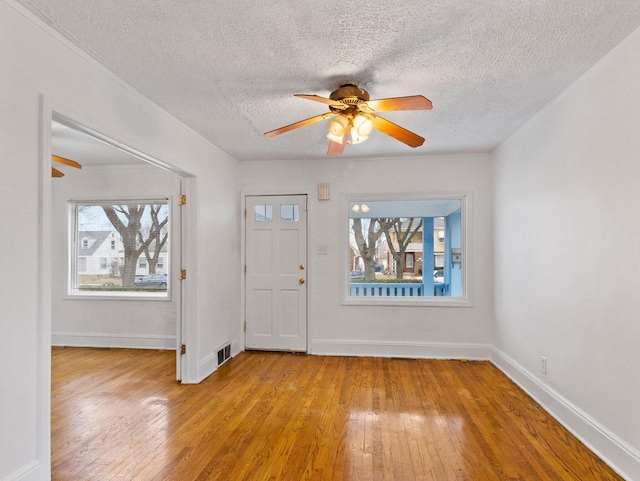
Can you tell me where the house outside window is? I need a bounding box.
[100,258,107,270]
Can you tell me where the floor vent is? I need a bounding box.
[217,344,231,366]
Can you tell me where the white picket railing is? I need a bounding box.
[349,283,423,297]
[350,283,448,297]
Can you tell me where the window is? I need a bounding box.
[69,200,170,297]
[406,253,414,269]
[280,204,299,221]
[344,194,469,306]
[254,204,273,222]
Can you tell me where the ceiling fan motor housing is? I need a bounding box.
[330,84,369,104]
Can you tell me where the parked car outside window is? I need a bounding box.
[350,270,365,279]
[434,269,444,284]
[134,274,168,287]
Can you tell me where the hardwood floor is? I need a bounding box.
[51,347,622,480]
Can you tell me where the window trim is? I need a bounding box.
[341,192,472,307]
[66,198,172,301]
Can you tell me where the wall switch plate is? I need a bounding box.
[541,356,547,375]
[317,245,328,255]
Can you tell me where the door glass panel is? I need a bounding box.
[254,204,273,222]
[280,204,299,222]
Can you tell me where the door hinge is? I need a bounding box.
[180,344,186,355]
[178,195,187,206]
[244,265,247,275]
[244,208,247,219]
[179,269,187,280]
[244,321,246,333]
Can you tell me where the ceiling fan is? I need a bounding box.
[264,84,432,156]
[51,154,82,177]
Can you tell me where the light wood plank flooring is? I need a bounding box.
[51,347,622,480]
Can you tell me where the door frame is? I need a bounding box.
[240,191,311,353]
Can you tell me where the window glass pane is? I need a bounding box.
[348,198,463,299]
[254,204,273,222]
[71,201,169,296]
[280,204,299,222]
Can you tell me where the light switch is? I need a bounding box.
[317,245,328,255]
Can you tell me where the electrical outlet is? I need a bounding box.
[541,356,547,375]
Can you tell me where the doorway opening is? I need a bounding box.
[49,113,188,379]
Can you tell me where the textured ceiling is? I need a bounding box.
[18,0,640,161]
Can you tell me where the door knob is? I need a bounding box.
[299,278,305,285]
[299,264,305,270]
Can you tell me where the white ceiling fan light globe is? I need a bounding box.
[352,114,374,137]
[349,127,368,144]
[348,113,374,144]
[326,116,349,143]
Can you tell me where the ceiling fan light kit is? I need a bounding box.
[264,83,432,156]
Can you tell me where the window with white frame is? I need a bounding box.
[69,200,170,297]
[345,195,468,305]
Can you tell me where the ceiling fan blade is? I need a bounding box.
[52,167,64,177]
[371,115,425,148]
[294,94,347,109]
[264,112,336,138]
[363,95,432,112]
[327,133,348,156]
[52,154,82,169]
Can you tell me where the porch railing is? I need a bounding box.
[350,283,423,297]
[350,282,448,297]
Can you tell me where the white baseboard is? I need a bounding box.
[1,460,41,481]
[310,338,492,360]
[52,332,176,350]
[491,347,640,481]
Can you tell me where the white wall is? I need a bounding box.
[51,164,180,349]
[492,26,640,480]
[240,153,494,359]
[0,2,239,480]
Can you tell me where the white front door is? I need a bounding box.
[245,195,307,352]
